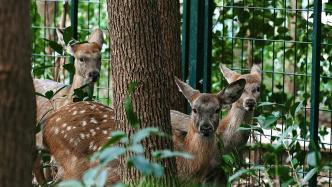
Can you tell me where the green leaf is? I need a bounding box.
[128,156,164,177]
[307,151,321,167]
[124,95,140,128]
[128,144,144,153]
[301,168,318,185]
[95,169,108,187]
[128,81,138,94]
[228,169,252,182]
[43,38,63,54]
[63,26,73,45]
[152,150,192,159]
[56,180,84,187]
[101,131,127,150]
[112,182,128,187]
[82,167,99,186]
[92,147,126,164]
[63,63,75,75]
[45,90,54,100]
[132,127,162,144]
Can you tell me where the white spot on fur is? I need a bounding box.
[69,138,74,143]
[72,111,78,115]
[103,130,108,135]
[61,130,64,134]
[90,118,98,124]
[71,156,77,162]
[89,141,94,150]
[80,110,86,114]
[82,121,87,127]
[64,134,68,138]
[103,114,108,118]
[66,126,72,131]
[102,119,107,123]
[54,128,59,134]
[90,105,96,109]
[62,123,67,128]
[80,133,85,139]
[96,127,100,130]
[93,145,97,151]
[86,134,90,138]
[56,117,61,122]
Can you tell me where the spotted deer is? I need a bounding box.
[34,28,104,126]
[41,77,245,183]
[33,28,103,184]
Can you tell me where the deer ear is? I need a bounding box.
[251,63,262,83]
[251,63,261,75]
[175,77,200,105]
[217,78,246,105]
[56,28,75,56]
[88,28,104,50]
[219,64,240,83]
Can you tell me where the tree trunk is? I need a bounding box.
[107,0,177,185]
[157,0,185,112]
[0,1,35,187]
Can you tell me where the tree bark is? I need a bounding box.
[157,0,185,112]
[107,0,177,185]
[0,1,35,187]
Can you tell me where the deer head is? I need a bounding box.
[174,77,246,137]
[56,28,104,83]
[220,64,262,111]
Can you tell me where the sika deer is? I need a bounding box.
[41,78,245,183]
[173,77,246,182]
[171,64,261,152]
[34,28,104,125]
[33,28,103,184]
[217,63,261,152]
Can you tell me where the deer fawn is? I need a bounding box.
[173,77,246,182]
[41,77,245,183]
[33,28,103,184]
[34,28,104,126]
[171,64,261,152]
[217,63,261,152]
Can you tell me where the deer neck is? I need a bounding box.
[221,104,254,148]
[226,105,253,131]
[68,74,94,96]
[179,122,217,178]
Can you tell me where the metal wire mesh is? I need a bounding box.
[213,0,332,186]
[31,0,111,106]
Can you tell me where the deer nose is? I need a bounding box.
[88,71,100,82]
[199,124,214,137]
[245,99,256,109]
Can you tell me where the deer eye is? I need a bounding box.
[256,86,260,92]
[215,108,221,113]
[192,108,197,114]
[79,57,84,62]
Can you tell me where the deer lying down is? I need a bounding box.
[171,64,261,152]
[173,77,246,182]
[42,78,246,183]
[33,28,104,184]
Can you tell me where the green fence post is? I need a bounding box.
[181,0,213,92]
[69,0,78,84]
[309,0,322,186]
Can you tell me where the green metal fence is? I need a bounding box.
[31,0,332,186]
[31,0,111,105]
[182,0,332,186]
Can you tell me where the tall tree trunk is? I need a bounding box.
[0,1,35,187]
[157,0,185,112]
[107,0,177,185]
